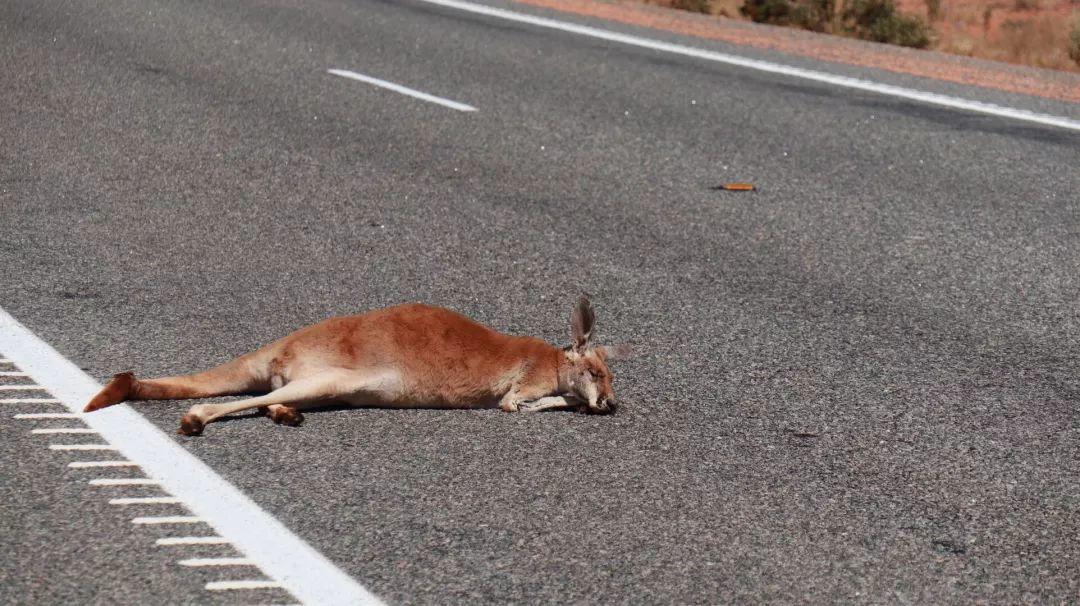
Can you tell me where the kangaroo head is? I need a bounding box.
[560,295,632,413]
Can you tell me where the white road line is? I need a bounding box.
[14,412,80,419]
[0,357,11,363]
[416,0,1080,132]
[205,580,283,591]
[133,516,206,525]
[50,444,117,451]
[0,306,381,606]
[69,460,139,468]
[327,68,478,112]
[0,385,51,390]
[110,496,182,505]
[31,427,97,434]
[0,371,28,376]
[156,536,231,546]
[89,478,161,486]
[179,557,256,567]
[0,398,60,404]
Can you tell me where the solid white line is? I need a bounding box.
[69,460,139,468]
[415,0,1080,132]
[110,496,182,505]
[15,412,80,419]
[156,536,231,546]
[133,516,206,525]
[31,427,97,434]
[0,357,11,363]
[327,68,477,112]
[0,398,60,404]
[205,580,283,591]
[179,557,256,567]
[0,371,28,377]
[0,385,51,390]
[0,306,381,606]
[49,444,117,451]
[89,478,161,486]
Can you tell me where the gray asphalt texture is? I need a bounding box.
[2,0,1079,603]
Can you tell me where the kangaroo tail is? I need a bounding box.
[84,346,278,412]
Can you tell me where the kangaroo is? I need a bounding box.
[84,296,630,436]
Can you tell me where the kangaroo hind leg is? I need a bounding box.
[178,369,391,436]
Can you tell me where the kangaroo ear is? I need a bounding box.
[570,295,596,352]
[596,344,634,361]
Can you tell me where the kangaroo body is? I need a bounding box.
[85,298,627,436]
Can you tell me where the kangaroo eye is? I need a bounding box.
[588,369,599,379]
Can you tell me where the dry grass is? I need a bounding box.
[921,0,1080,72]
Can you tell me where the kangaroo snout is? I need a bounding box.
[590,396,616,414]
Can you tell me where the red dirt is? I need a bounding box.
[514,0,1080,102]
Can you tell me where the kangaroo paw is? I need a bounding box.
[84,372,136,412]
[177,413,205,436]
[268,405,304,427]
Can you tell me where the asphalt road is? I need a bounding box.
[2,0,1079,603]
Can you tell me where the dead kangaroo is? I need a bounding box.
[84,296,630,436]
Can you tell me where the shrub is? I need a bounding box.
[741,0,794,24]
[741,0,832,30]
[671,0,713,13]
[1070,25,1080,67]
[843,0,932,48]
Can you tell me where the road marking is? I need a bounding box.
[110,496,182,505]
[0,371,28,377]
[179,557,257,567]
[1,398,61,404]
[31,427,97,434]
[0,385,52,390]
[415,0,1080,132]
[156,536,231,546]
[0,357,11,363]
[0,307,382,606]
[205,580,283,591]
[15,412,80,419]
[133,515,206,525]
[89,478,161,486]
[69,460,139,468]
[327,68,478,112]
[50,443,117,451]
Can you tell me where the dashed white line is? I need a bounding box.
[31,427,97,434]
[416,0,1080,132]
[0,307,382,606]
[205,580,283,591]
[0,398,61,404]
[14,412,80,419]
[156,536,231,546]
[68,460,139,468]
[132,515,207,525]
[179,557,257,567]
[89,478,161,486]
[110,496,182,505]
[50,444,117,451]
[327,68,477,112]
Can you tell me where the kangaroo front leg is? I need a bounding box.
[519,396,582,413]
[499,381,555,413]
[179,370,354,436]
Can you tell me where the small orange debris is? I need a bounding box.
[716,183,756,191]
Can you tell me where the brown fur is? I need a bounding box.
[84,298,629,436]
